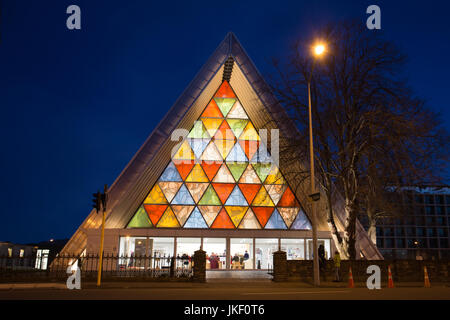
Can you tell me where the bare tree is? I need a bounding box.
[269,21,449,258]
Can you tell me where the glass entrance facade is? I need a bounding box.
[119,236,330,270]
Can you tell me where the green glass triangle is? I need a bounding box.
[187,121,210,139]
[214,98,236,117]
[127,206,153,228]
[226,162,248,181]
[198,185,222,205]
[227,119,248,139]
[252,163,273,183]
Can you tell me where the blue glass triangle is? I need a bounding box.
[250,143,273,163]
[171,184,195,205]
[290,209,312,230]
[265,209,287,229]
[184,207,208,228]
[188,138,210,159]
[226,143,248,162]
[225,185,248,206]
[159,162,182,182]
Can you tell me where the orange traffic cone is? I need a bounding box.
[424,266,431,288]
[388,265,394,288]
[348,267,354,288]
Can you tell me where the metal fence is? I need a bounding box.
[0,254,193,282]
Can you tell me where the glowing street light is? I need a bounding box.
[307,41,327,287]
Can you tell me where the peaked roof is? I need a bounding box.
[60,33,382,260]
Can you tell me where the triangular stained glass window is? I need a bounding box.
[127,80,307,230]
[291,210,312,230]
[184,207,208,228]
[265,209,287,229]
[127,206,153,228]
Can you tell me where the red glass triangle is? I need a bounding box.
[201,100,223,118]
[252,207,275,228]
[277,187,300,207]
[238,184,261,204]
[201,161,222,180]
[214,80,236,98]
[173,160,195,180]
[143,204,168,225]
[212,183,235,204]
[211,208,235,229]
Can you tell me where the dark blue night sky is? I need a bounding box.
[0,1,449,243]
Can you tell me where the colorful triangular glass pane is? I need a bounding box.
[278,207,299,228]
[198,205,221,227]
[201,161,222,180]
[238,208,261,229]
[213,139,235,159]
[127,206,153,228]
[226,142,248,162]
[226,101,247,119]
[212,163,235,183]
[226,119,248,138]
[201,100,223,118]
[173,160,195,180]
[238,140,260,160]
[184,207,208,228]
[159,162,182,182]
[158,182,182,203]
[198,185,221,205]
[187,138,210,159]
[214,98,236,117]
[265,184,287,206]
[171,184,195,205]
[252,163,273,182]
[252,207,274,228]
[211,208,235,229]
[224,186,248,206]
[143,184,168,204]
[264,166,285,184]
[226,162,247,181]
[173,140,195,160]
[239,164,261,184]
[265,209,287,229]
[238,183,261,204]
[185,164,209,182]
[213,120,235,140]
[290,209,312,230]
[143,204,168,225]
[200,141,223,161]
[185,182,209,203]
[214,80,236,98]
[239,122,260,141]
[277,186,299,207]
[211,183,235,204]
[171,205,194,226]
[156,207,180,228]
[187,121,210,139]
[225,206,248,227]
[202,118,223,137]
[252,185,275,206]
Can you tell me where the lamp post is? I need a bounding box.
[308,43,325,287]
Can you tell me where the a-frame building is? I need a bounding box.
[60,33,382,269]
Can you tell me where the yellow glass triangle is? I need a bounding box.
[264,166,285,184]
[173,140,195,160]
[143,184,168,204]
[156,207,180,228]
[252,186,275,206]
[213,139,235,159]
[185,164,209,182]
[225,206,248,227]
[239,122,260,141]
[202,118,223,137]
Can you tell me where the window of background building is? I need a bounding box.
[19,249,24,257]
[416,217,425,225]
[415,195,423,204]
[426,217,435,225]
[376,227,383,237]
[437,228,448,237]
[435,206,444,215]
[396,239,405,248]
[377,238,384,248]
[439,238,448,248]
[176,238,201,258]
[415,207,425,215]
[426,206,434,215]
[446,195,450,205]
[281,239,305,260]
[230,238,253,270]
[7,248,12,257]
[426,228,436,237]
[306,239,331,260]
[395,228,404,236]
[384,228,393,237]
[428,238,438,248]
[255,238,278,269]
[437,195,445,205]
[436,217,446,225]
[405,217,414,225]
[416,228,425,237]
[425,195,434,204]
[406,228,415,237]
[407,239,416,248]
[385,238,394,248]
[203,238,226,270]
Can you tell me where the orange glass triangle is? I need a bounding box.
[201,100,223,118]
[277,187,300,207]
[238,140,260,160]
[173,160,195,180]
[214,80,236,98]
[238,183,261,204]
[143,204,168,225]
[211,208,235,229]
[252,207,274,228]
[212,183,235,204]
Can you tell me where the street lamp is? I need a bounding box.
[308,43,326,287]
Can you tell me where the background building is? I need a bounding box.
[360,186,450,260]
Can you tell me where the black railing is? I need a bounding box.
[0,254,193,282]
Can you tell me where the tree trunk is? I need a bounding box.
[343,199,357,259]
[325,186,348,258]
[367,208,377,245]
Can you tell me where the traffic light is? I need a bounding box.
[92,191,101,212]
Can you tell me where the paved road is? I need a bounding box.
[0,280,449,300]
